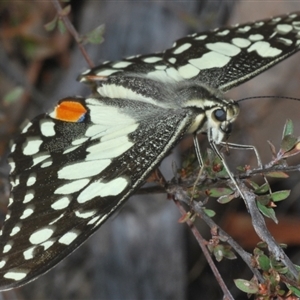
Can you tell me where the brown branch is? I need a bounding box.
[51,0,95,69]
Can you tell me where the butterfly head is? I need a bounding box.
[205,100,240,144]
[182,84,239,144]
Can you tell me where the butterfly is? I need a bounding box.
[0,11,300,290]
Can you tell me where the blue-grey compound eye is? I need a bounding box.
[214,109,226,122]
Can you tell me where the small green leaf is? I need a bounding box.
[204,209,215,217]
[84,24,105,45]
[222,247,237,260]
[281,134,298,153]
[287,285,300,297]
[217,193,235,204]
[44,16,58,31]
[257,202,278,223]
[282,119,293,138]
[266,171,289,178]
[213,245,224,262]
[234,279,259,294]
[208,187,233,198]
[60,5,71,16]
[257,254,270,271]
[271,190,290,202]
[256,195,271,206]
[4,87,24,104]
[254,183,269,194]
[256,242,268,249]
[248,180,259,190]
[57,19,66,34]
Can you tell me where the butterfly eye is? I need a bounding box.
[213,109,226,122]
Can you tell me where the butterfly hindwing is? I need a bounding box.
[1,96,194,289]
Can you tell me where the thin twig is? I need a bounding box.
[173,199,234,300]
[51,0,95,69]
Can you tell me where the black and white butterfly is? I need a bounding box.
[1,12,300,290]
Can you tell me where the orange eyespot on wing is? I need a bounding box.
[52,100,87,122]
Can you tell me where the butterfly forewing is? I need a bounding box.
[80,12,300,92]
[1,11,300,290]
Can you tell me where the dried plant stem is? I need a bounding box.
[51,0,95,69]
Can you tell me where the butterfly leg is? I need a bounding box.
[220,142,271,194]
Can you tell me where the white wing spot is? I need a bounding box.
[23,138,43,156]
[206,42,240,56]
[41,159,53,168]
[155,65,167,70]
[254,21,264,27]
[248,34,264,41]
[276,24,293,34]
[86,99,136,125]
[4,212,10,221]
[49,213,65,225]
[51,196,71,210]
[29,227,55,245]
[8,197,13,206]
[97,83,160,105]
[289,13,298,19]
[272,17,281,23]
[168,57,176,64]
[77,177,129,204]
[54,178,90,195]
[4,270,29,281]
[0,260,6,269]
[8,160,15,173]
[247,41,282,57]
[87,216,101,225]
[112,61,132,68]
[20,206,35,219]
[26,173,36,187]
[21,122,32,134]
[194,35,207,40]
[41,240,55,250]
[86,136,133,160]
[94,215,107,228]
[178,64,200,79]
[23,246,36,260]
[40,119,56,137]
[10,144,16,153]
[165,67,184,81]
[236,25,251,33]
[58,160,111,180]
[189,52,230,70]
[63,144,81,155]
[75,210,97,219]
[32,153,51,167]
[23,190,35,203]
[292,21,300,30]
[142,56,162,63]
[216,29,229,36]
[277,37,293,46]
[10,224,21,236]
[72,137,89,146]
[96,69,120,76]
[3,242,13,253]
[173,43,192,54]
[231,38,251,48]
[58,230,80,245]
